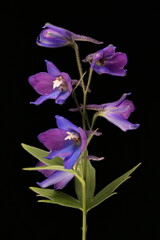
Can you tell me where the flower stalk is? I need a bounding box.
[73,41,91,240]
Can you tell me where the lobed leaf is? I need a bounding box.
[87,163,141,211]
[30,187,82,210]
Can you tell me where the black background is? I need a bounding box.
[1,0,158,239]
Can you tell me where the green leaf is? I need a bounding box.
[87,163,141,211]
[86,160,96,208]
[21,143,63,166]
[30,187,82,210]
[23,164,74,174]
[23,160,85,188]
[74,160,96,209]
[22,143,85,186]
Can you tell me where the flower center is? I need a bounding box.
[64,131,80,144]
[53,76,68,92]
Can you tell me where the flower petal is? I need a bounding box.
[61,72,72,93]
[103,52,128,76]
[64,147,81,169]
[37,170,70,188]
[92,63,127,76]
[36,36,68,48]
[36,23,71,48]
[55,91,71,105]
[36,161,56,177]
[55,115,79,132]
[38,129,68,151]
[28,72,54,95]
[54,172,74,190]
[30,89,60,105]
[45,60,61,77]
[43,23,71,39]
[103,44,116,58]
[103,93,131,108]
[106,52,128,67]
[114,100,135,119]
[46,143,75,159]
[102,112,140,131]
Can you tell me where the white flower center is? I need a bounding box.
[53,76,68,92]
[64,132,80,142]
[53,76,63,89]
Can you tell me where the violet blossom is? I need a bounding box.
[38,115,87,169]
[70,93,140,131]
[37,23,103,48]
[28,60,72,105]
[83,44,128,76]
[36,152,104,189]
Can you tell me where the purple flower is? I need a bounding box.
[38,115,87,169]
[71,93,139,131]
[28,60,72,105]
[36,153,103,189]
[36,162,74,190]
[37,23,103,48]
[83,44,128,76]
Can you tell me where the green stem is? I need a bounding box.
[86,68,93,94]
[81,70,93,240]
[72,91,83,116]
[73,43,94,240]
[82,68,93,130]
[73,42,85,92]
[82,195,87,240]
[91,112,99,130]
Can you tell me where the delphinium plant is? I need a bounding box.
[22,23,141,240]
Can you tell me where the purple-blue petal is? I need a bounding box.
[103,112,140,131]
[55,115,79,132]
[36,37,68,48]
[92,63,127,76]
[45,60,61,77]
[91,64,111,75]
[36,161,56,177]
[37,171,71,188]
[36,24,71,48]
[30,89,61,105]
[61,72,72,93]
[46,143,76,160]
[55,91,71,105]
[64,147,81,169]
[103,93,131,108]
[112,100,136,119]
[54,172,74,190]
[103,44,116,58]
[38,128,68,151]
[43,23,71,39]
[28,72,54,95]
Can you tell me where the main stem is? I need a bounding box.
[73,42,88,240]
